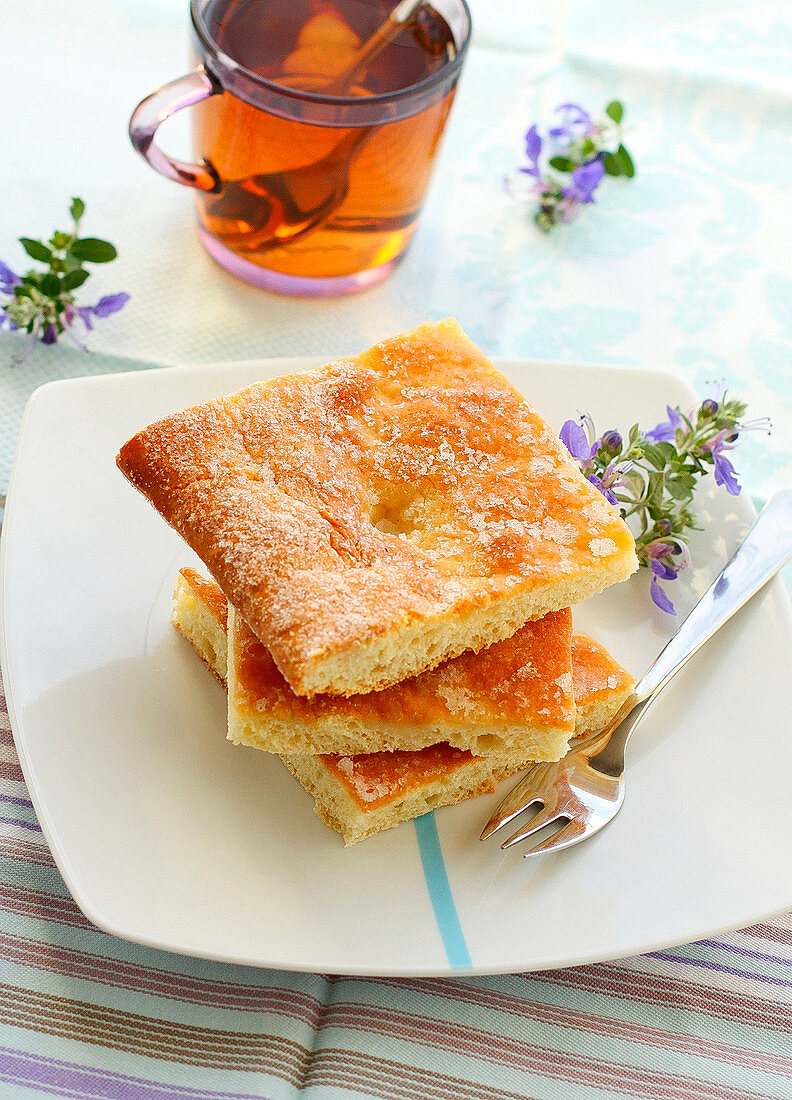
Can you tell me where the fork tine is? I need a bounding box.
[479,765,551,840]
[499,805,565,850]
[520,817,588,858]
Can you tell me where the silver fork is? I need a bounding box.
[480,490,792,857]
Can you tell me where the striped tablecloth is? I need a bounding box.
[3,672,792,1100]
[3,656,792,1100]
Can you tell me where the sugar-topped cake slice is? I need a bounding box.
[120,319,637,697]
[226,588,576,759]
[173,568,576,758]
[289,633,635,845]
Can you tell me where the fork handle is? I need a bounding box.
[635,490,792,703]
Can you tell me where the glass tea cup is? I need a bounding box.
[129,0,471,297]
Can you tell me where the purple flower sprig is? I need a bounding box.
[560,392,770,614]
[516,100,635,232]
[1,197,129,365]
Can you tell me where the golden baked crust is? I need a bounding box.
[287,633,635,843]
[122,319,636,697]
[170,568,228,688]
[228,600,575,758]
[173,570,635,844]
[282,751,501,845]
[571,631,635,732]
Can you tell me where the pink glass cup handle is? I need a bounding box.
[129,69,221,192]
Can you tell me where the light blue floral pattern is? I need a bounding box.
[0,0,789,506]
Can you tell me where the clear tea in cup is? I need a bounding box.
[130,0,471,296]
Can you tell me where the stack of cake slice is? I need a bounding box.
[171,567,634,843]
[117,319,637,844]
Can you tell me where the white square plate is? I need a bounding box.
[3,356,792,976]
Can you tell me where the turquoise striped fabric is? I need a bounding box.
[2,344,792,1099]
[3,746,792,1099]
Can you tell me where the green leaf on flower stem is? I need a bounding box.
[647,487,665,513]
[61,268,90,292]
[615,144,635,177]
[70,197,85,222]
[601,152,621,177]
[549,156,575,172]
[667,478,694,501]
[19,237,53,264]
[40,273,61,297]
[642,443,669,470]
[605,100,624,124]
[69,238,117,263]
